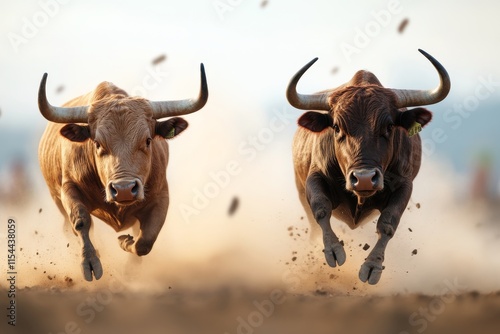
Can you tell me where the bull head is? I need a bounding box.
[287,49,450,201]
[38,64,208,206]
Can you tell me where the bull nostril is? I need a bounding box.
[372,172,380,185]
[131,181,139,196]
[109,184,118,199]
[349,172,358,188]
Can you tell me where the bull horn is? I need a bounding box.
[286,58,331,111]
[391,49,451,108]
[38,73,89,124]
[149,63,209,119]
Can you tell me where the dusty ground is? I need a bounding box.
[1,160,499,334]
[2,286,500,334]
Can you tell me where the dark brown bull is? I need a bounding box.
[287,50,450,284]
[38,65,208,281]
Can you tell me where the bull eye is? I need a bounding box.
[382,124,394,139]
[333,124,340,134]
[93,140,108,155]
[332,124,346,142]
[146,138,152,147]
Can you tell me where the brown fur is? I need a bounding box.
[292,70,433,285]
[39,82,187,281]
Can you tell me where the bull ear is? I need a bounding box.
[298,111,333,132]
[60,124,91,142]
[156,117,189,139]
[396,107,433,130]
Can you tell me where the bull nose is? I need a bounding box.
[348,169,383,192]
[108,180,139,203]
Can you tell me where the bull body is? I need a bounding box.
[287,50,450,284]
[38,65,208,281]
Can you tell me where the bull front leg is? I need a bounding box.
[60,182,103,282]
[306,172,346,267]
[118,195,168,256]
[359,182,413,285]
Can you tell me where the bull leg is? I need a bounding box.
[60,182,103,281]
[306,173,346,267]
[295,173,321,241]
[118,196,168,256]
[359,183,413,285]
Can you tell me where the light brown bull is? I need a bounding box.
[287,50,450,284]
[38,65,208,281]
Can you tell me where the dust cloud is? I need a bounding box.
[2,147,499,296]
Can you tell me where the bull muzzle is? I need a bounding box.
[106,179,143,204]
[346,168,383,196]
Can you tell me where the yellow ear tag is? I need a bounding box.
[408,122,422,137]
[165,128,176,139]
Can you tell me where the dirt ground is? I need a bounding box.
[1,161,499,334]
[2,286,500,334]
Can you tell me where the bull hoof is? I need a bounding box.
[359,261,383,285]
[323,243,346,267]
[134,239,152,256]
[81,254,103,282]
[118,234,134,252]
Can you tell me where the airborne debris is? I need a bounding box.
[228,196,240,216]
[412,249,418,256]
[408,228,413,232]
[152,54,167,66]
[55,85,65,94]
[314,289,327,296]
[65,276,74,287]
[398,18,409,34]
[260,0,268,8]
[331,66,339,75]
[67,243,69,248]
[416,203,421,209]
[292,256,297,262]
[39,208,42,213]
[362,243,370,251]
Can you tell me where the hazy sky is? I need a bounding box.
[0,0,499,172]
[1,0,499,120]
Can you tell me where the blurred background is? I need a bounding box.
[0,0,499,333]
